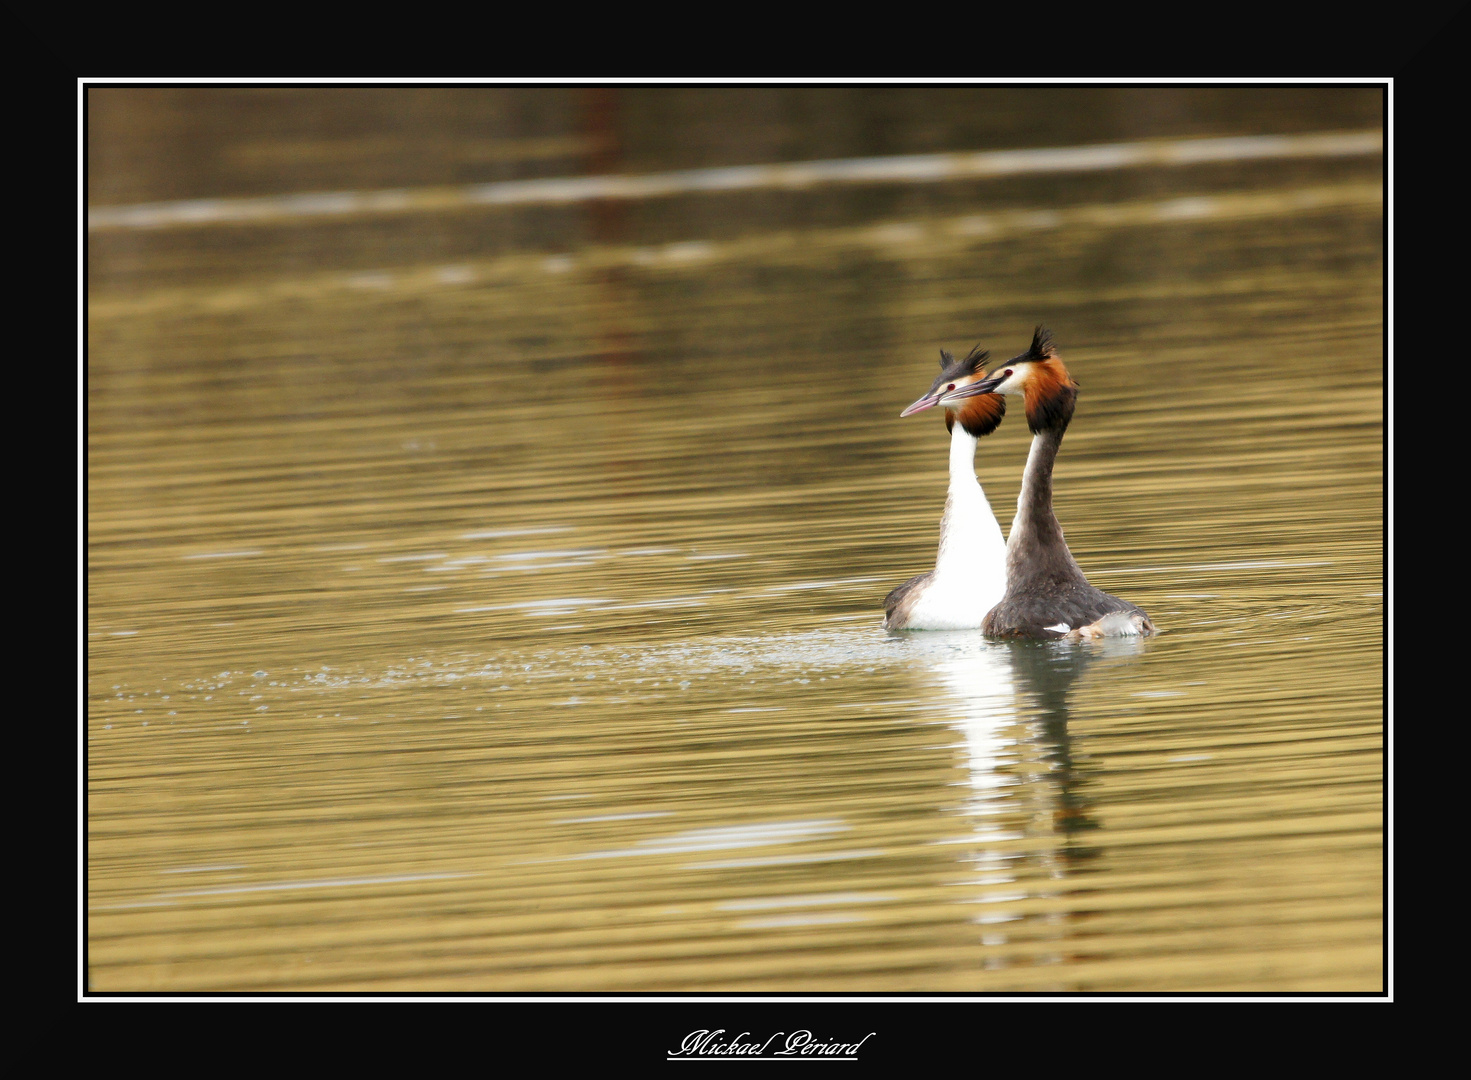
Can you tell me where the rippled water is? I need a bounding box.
[86,89,1383,992]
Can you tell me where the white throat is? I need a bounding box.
[901,425,1008,629]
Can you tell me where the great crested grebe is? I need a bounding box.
[882,344,1008,630]
[937,327,1155,641]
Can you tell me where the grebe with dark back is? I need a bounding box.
[936,327,1154,640]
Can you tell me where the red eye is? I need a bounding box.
[946,384,956,391]
[1004,369,1014,377]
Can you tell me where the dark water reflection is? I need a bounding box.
[86,88,1382,991]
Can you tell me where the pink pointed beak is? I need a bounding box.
[900,391,944,417]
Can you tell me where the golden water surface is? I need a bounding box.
[86,88,1383,992]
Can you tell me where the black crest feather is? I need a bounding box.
[960,342,989,374]
[1026,325,1055,360]
[930,342,990,390]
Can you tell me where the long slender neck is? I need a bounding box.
[1013,427,1064,548]
[949,424,979,485]
[934,424,1005,574]
[1007,422,1088,586]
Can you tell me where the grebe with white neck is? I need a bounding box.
[937,326,1155,640]
[882,344,1008,630]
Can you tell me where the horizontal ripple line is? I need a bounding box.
[87,180,1383,320]
[86,129,1382,232]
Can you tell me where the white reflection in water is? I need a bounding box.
[906,632,1020,801]
[890,632,1029,945]
[890,631,1150,955]
[737,913,868,929]
[541,818,851,862]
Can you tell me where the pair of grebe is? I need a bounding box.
[883,327,1155,640]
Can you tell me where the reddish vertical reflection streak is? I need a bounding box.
[584,87,639,371]
[582,88,647,510]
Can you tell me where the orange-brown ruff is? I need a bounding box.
[938,327,1155,641]
[946,380,1006,438]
